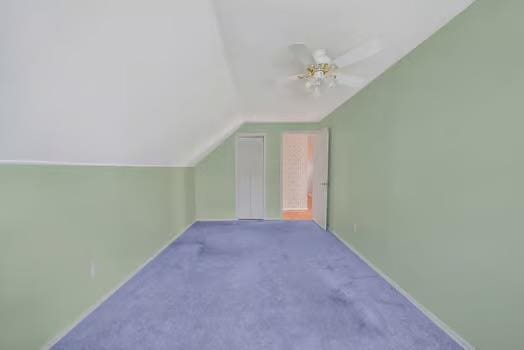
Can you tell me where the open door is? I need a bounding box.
[312,128,329,229]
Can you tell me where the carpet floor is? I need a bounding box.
[53,221,461,350]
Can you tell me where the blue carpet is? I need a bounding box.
[53,221,461,349]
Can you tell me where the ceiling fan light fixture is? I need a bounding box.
[283,40,381,96]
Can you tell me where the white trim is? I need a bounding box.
[328,229,475,350]
[0,160,190,168]
[42,223,195,350]
[235,133,267,220]
[280,130,319,135]
[282,207,309,211]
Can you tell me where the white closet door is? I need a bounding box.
[313,128,329,229]
[236,136,265,219]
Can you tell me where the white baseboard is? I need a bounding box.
[43,222,195,349]
[282,207,308,211]
[328,229,475,350]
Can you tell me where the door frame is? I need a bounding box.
[280,130,319,217]
[235,133,267,219]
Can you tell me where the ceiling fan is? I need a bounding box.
[279,39,381,96]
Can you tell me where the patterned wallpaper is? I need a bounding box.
[282,134,309,210]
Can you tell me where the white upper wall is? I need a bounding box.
[0,0,239,166]
[0,0,473,166]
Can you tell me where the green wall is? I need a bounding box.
[2,1,523,349]
[194,1,524,348]
[321,1,524,348]
[0,165,194,350]
[195,123,316,220]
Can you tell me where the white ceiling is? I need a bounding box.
[0,0,239,166]
[0,0,473,166]
[213,0,473,123]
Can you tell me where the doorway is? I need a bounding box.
[281,129,329,228]
[236,134,265,219]
[281,133,315,221]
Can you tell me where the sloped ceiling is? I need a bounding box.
[213,0,473,123]
[0,0,473,166]
[0,0,239,166]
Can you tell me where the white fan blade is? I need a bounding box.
[336,74,365,88]
[276,74,302,87]
[289,43,315,67]
[333,39,381,68]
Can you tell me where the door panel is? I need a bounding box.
[236,136,265,219]
[312,128,329,229]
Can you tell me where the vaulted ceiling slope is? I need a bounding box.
[0,0,239,166]
[213,0,474,123]
[0,0,473,166]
